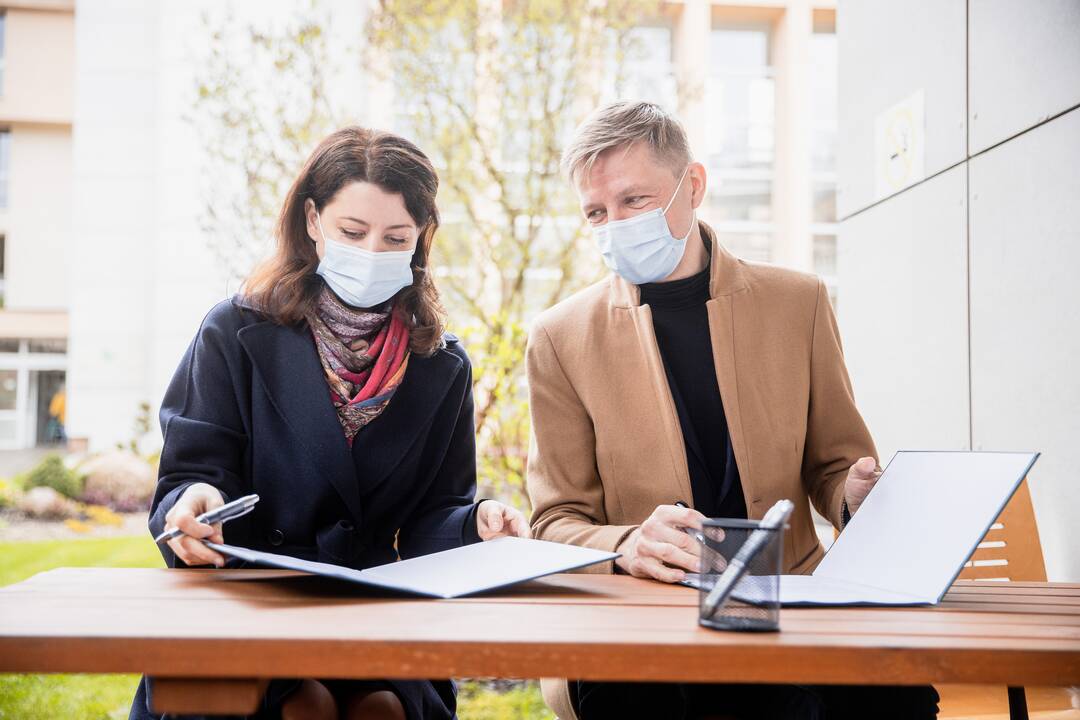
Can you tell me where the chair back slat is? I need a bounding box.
[957,478,1046,582]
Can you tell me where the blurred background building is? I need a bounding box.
[0,0,1076,579]
[0,1,72,453]
[0,0,839,447]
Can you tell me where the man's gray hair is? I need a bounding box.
[561,101,692,183]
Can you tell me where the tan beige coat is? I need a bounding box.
[526,222,876,576]
[527,223,877,718]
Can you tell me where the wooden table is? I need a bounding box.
[1,568,1077,718]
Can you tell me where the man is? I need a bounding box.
[525,101,938,719]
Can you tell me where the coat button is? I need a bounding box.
[268,529,284,546]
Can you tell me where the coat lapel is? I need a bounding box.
[348,347,463,496]
[609,221,753,513]
[706,295,755,509]
[238,320,465,511]
[702,226,756,512]
[627,304,695,506]
[237,321,362,522]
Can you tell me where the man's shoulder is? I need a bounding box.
[532,277,611,341]
[739,258,820,293]
[735,257,823,309]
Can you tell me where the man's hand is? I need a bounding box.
[844,456,882,517]
[615,504,707,583]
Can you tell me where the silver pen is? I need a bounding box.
[153,493,260,544]
[701,499,795,619]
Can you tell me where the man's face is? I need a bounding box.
[574,141,701,242]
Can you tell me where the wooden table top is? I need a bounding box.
[1,568,1078,687]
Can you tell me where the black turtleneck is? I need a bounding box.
[638,256,747,520]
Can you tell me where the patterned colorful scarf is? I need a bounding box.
[306,286,411,444]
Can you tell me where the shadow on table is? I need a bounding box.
[207,570,612,604]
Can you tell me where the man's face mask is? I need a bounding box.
[591,165,695,285]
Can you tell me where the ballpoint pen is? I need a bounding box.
[153,493,260,544]
[701,498,794,620]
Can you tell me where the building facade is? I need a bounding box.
[0,0,73,450]
[616,0,839,293]
[0,0,835,455]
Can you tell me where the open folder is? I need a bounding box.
[690,450,1039,606]
[202,535,618,599]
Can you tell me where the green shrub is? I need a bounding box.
[0,477,19,509]
[22,455,82,500]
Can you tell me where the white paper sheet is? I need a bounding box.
[809,450,1038,604]
[685,451,1039,606]
[204,536,618,599]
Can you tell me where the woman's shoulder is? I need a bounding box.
[195,296,268,341]
[434,331,469,368]
[410,331,471,380]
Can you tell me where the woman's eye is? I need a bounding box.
[341,229,365,240]
[386,236,407,245]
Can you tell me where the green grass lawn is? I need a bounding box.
[0,535,552,719]
[0,536,163,720]
[0,535,166,586]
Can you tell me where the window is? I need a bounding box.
[704,27,775,262]
[29,339,68,354]
[0,369,15,411]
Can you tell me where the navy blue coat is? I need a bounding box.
[130,297,480,720]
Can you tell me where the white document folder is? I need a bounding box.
[203,535,618,599]
[690,451,1039,606]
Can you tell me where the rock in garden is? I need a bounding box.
[79,451,156,512]
[17,486,81,519]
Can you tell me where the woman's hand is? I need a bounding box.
[476,500,530,541]
[163,483,228,567]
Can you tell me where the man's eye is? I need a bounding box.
[626,196,645,205]
[586,209,603,220]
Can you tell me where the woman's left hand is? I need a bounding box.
[476,500,530,541]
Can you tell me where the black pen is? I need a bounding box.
[154,493,260,544]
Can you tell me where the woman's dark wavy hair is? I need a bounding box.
[242,126,446,356]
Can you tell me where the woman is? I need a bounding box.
[129,127,528,720]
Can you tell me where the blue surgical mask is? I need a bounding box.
[592,165,695,285]
[314,212,415,308]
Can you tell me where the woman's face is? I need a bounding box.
[305,181,420,259]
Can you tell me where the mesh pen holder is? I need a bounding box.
[696,518,785,632]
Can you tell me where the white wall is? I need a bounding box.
[68,0,368,450]
[838,166,969,463]
[5,125,72,310]
[836,0,966,218]
[68,0,222,450]
[838,0,1080,580]
[968,108,1080,583]
[968,0,1080,153]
